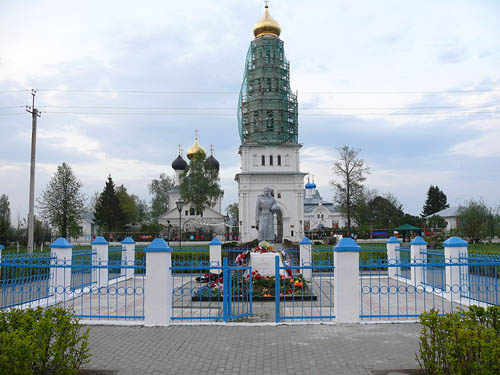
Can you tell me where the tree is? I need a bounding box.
[225,203,239,224]
[94,175,124,233]
[457,200,490,242]
[368,194,404,229]
[149,173,175,221]
[0,194,11,242]
[426,215,447,230]
[133,195,150,225]
[116,185,136,226]
[421,185,449,217]
[179,151,223,219]
[330,145,370,232]
[38,163,85,239]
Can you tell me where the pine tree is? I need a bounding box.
[38,163,85,238]
[421,185,449,217]
[94,175,125,233]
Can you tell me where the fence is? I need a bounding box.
[1,235,499,325]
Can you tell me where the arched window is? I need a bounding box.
[190,208,195,216]
[277,193,281,199]
[277,155,281,166]
[261,155,265,166]
[269,155,273,165]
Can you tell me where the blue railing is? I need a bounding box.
[1,252,145,320]
[276,257,335,322]
[360,253,500,321]
[170,258,252,322]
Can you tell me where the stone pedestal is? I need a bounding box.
[249,252,286,276]
[334,237,360,323]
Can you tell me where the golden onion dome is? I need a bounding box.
[253,4,281,38]
[186,138,206,160]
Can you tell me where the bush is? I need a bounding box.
[417,306,500,374]
[0,307,90,375]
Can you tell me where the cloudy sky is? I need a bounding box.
[1,0,499,221]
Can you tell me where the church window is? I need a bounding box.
[269,155,273,165]
[265,50,271,64]
[190,208,195,216]
[317,214,320,219]
[266,78,272,92]
[185,210,189,216]
[277,155,281,166]
[277,193,281,199]
[261,155,265,166]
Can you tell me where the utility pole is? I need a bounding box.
[26,89,40,253]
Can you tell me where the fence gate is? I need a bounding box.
[223,258,253,321]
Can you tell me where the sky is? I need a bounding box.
[0,0,499,222]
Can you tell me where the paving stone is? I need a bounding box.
[81,323,421,374]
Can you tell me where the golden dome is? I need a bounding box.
[186,138,206,160]
[253,4,281,38]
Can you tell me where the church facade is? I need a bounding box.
[235,4,306,243]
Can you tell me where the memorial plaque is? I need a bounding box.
[249,252,285,276]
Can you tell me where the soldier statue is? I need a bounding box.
[255,187,278,242]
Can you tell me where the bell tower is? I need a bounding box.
[235,3,305,243]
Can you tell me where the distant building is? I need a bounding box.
[157,138,225,235]
[303,178,347,231]
[74,211,96,243]
[426,206,460,231]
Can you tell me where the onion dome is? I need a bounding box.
[171,155,187,171]
[305,181,315,189]
[186,138,206,160]
[205,155,220,170]
[253,4,281,38]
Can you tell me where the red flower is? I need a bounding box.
[255,274,261,280]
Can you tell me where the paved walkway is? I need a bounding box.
[83,323,422,375]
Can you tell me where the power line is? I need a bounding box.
[0,113,27,116]
[39,110,500,116]
[32,88,500,95]
[32,104,499,110]
[0,89,30,94]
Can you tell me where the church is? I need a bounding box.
[235,4,306,243]
[157,137,226,234]
[159,4,346,243]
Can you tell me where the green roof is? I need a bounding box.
[394,224,420,231]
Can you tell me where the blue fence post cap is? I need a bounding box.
[91,236,109,245]
[299,237,312,245]
[121,237,136,245]
[386,236,401,244]
[334,237,360,252]
[144,238,172,253]
[443,237,468,247]
[410,236,427,245]
[0,244,4,250]
[50,238,74,249]
[209,237,222,245]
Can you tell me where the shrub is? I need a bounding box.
[417,306,500,374]
[0,307,90,375]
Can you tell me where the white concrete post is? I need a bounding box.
[299,237,312,280]
[144,238,172,326]
[49,238,73,300]
[443,237,468,301]
[334,237,360,323]
[410,236,427,287]
[386,236,400,279]
[121,237,136,279]
[91,236,109,287]
[209,237,222,267]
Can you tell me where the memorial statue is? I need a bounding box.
[255,187,278,242]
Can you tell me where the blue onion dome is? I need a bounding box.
[311,182,317,188]
[305,181,315,189]
[171,155,187,170]
[205,155,220,170]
